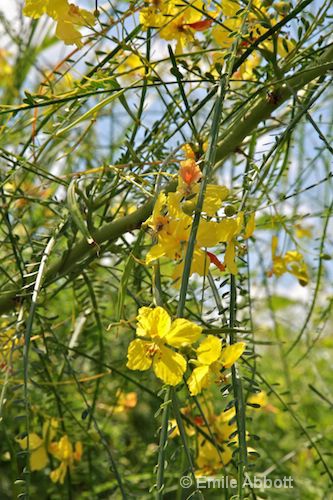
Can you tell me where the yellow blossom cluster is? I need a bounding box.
[139,0,293,81]
[144,145,255,283]
[17,420,82,484]
[212,0,293,79]
[170,391,277,473]
[140,0,215,54]
[170,405,245,473]
[126,306,244,393]
[23,0,96,47]
[270,236,309,286]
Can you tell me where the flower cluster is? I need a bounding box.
[126,306,245,395]
[140,0,214,54]
[169,403,244,473]
[269,236,309,286]
[170,390,277,474]
[139,0,293,78]
[23,0,96,47]
[144,145,255,284]
[17,420,82,484]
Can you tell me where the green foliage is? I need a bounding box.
[0,1,333,499]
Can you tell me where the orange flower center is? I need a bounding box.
[145,343,160,359]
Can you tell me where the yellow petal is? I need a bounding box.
[244,213,255,239]
[146,243,166,264]
[191,249,210,276]
[284,250,303,263]
[166,318,202,348]
[196,335,222,365]
[212,15,239,48]
[197,221,222,247]
[192,184,229,216]
[217,406,236,424]
[187,365,211,395]
[220,342,245,368]
[144,193,167,228]
[74,441,83,461]
[224,241,237,274]
[167,192,185,219]
[42,418,58,443]
[196,438,233,472]
[218,219,240,242]
[153,345,186,386]
[50,462,67,484]
[23,0,48,18]
[203,185,229,216]
[171,250,210,285]
[248,391,268,409]
[17,433,48,471]
[55,20,83,47]
[126,339,153,371]
[271,235,278,258]
[136,306,171,340]
[30,446,48,472]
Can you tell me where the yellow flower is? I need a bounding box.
[192,184,230,217]
[126,307,202,386]
[248,391,278,414]
[195,404,237,474]
[295,224,312,239]
[244,212,256,239]
[17,433,49,472]
[140,0,214,54]
[145,188,230,276]
[144,192,169,233]
[270,236,309,286]
[188,335,245,395]
[16,419,58,472]
[23,0,95,47]
[114,390,138,413]
[117,52,146,79]
[196,437,233,474]
[49,435,83,484]
[144,177,252,281]
[212,0,240,51]
[0,49,12,86]
[213,0,291,67]
[182,143,196,160]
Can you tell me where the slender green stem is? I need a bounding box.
[22,224,63,498]
[177,74,227,317]
[155,387,172,499]
[229,275,247,500]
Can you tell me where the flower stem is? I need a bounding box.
[155,387,172,499]
[229,274,247,500]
